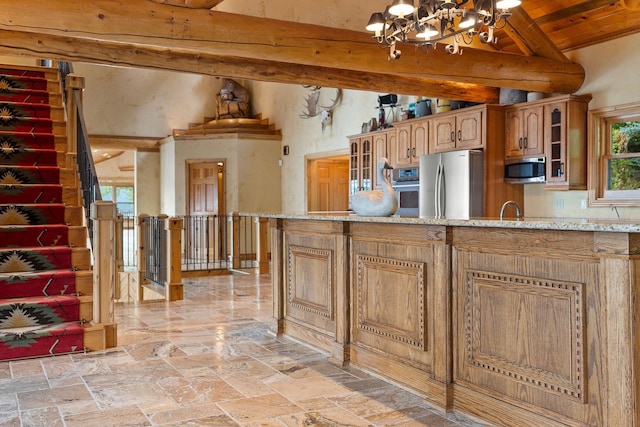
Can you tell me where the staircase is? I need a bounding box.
[0,64,115,361]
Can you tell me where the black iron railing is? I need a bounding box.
[181,214,260,271]
[133,213,263,279]
[58,62,102,239]
[182,214,230,270]
[142,216,168,287]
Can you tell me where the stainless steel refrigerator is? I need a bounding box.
[419,150,484,219]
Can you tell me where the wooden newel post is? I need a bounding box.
[137,214,150,301]
[257,216,270,274]
[91,201,117,324]
[166,217,184,301]
[64,74,84,169]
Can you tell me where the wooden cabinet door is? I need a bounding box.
[505,108,523,158]
[522,105,544,156]
[411,119,429,162]
[394,123,412,166]
[456,109,484,150]
[373,132,389,189]
[349,137,373,194]
[506,105,544,159]
[349,137,360,195]
[544,102,568,186]
[430,115,456,153]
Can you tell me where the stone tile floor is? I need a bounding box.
[0,273,490,426]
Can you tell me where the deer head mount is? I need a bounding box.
[299,86,342,132]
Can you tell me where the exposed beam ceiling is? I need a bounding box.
[0,0,586,101]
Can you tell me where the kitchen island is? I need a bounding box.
[264,213,640,427]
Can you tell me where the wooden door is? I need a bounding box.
[309,158,349,212]
[187,162,225,261]
[189,162,221,215]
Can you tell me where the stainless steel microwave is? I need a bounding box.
[504,157,546,184]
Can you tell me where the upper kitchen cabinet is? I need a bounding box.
[349,135,373,197]
[505,104,544,159]
[392,118,428,167]
[373,130,393,188]
[544,94,592,190]
[430,107,484,153]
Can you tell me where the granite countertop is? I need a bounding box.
[251,212,640,233]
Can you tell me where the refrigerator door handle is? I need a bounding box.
[435,163,443,218]
[433,165,440,218]
[440,164,446,218]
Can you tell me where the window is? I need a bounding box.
[589,102,640,206]
[100,185,135,215]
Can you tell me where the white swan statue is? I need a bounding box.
[351,157,398,216]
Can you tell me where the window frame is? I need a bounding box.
[99,183,135,215]
[588,101,640,207]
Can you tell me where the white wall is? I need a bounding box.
[135,151,161,216]
[74,63,222,137]
[160,136,282,217]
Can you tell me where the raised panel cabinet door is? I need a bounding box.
[373,132,389,189]
[387,129,398,168]
[505,108,524,158]
[431,116,456,153]
[523,105,544,156]
[411,119,429,162]
[456,109,484,149]
[394,123,412,166]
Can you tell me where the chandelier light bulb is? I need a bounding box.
[366,13,385,33]
[416,24,439,39]
[459,11,478,29]
[388,0,415,18]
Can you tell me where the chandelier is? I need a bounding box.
[366,0,522,59]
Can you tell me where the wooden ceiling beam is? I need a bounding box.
[0,0,586,96]
[89,135,162,150]
[0,29,499,102]
[149,0,224,8]
[502,7,570,63]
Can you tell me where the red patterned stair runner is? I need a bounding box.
[0,67,84,361]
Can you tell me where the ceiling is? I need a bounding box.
[495,0,640,53]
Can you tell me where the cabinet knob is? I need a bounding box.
[450,131,455,143]
[519,137,523,150]
[524,137,528,149]
[458,130,462,141]
[406,148,410,158]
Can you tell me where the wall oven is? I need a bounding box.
[392,166,420,217]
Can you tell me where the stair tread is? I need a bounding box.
[0,293,80,305]
[0,321,83,337]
